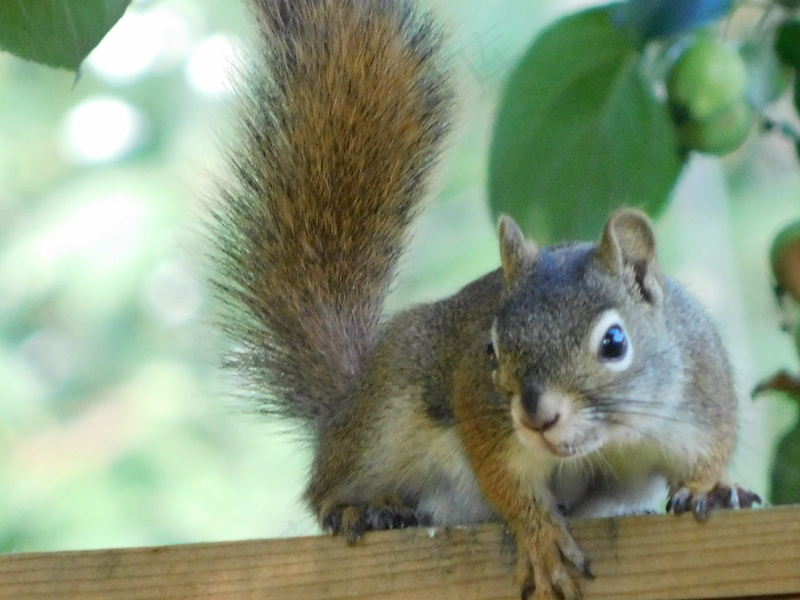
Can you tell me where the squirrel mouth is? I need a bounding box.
[513,420,601,458]
[511,393,604,459]
[542,437,581,458]
[545,439,581,458]
[540,430,603,459]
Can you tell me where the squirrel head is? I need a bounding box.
[490,209,681,459]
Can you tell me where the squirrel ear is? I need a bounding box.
[498,215,538,286]
[597,208,664,305]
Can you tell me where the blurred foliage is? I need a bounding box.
[0,0,322,551]
[0,0,799,556]
[752,371,800,503]
[756,221,800,501]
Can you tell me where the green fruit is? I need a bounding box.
[667,38,749,122]
[677,101,754,155]
[771,220,800,301]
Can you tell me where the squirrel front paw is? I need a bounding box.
[514,516,592,600]
[322,496,421,544]
[667,482,762,521]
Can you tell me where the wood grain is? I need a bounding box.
[1,505,799,600]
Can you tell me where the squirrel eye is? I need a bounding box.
[589,309,633,372]
[599,325,627,361]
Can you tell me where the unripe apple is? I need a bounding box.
[668,38,749,122]
[676,100,754,155]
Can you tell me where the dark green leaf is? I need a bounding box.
[489,6,684,243]
[0,0,131,71]
[776,19,800,71]
[771,402,800,504]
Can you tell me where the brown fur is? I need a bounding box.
[212,0,453,430]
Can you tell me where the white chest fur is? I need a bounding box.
[417,428,677,525]
[550,440,672,517]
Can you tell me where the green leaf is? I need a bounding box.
[0,0,131,71]
[488,6,684,243]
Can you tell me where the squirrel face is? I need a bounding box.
[491,210,683,460]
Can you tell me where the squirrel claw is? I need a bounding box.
[667,482,762,521]
[322,496,420,543]
[514,516,588,600]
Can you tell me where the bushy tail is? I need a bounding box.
[212,0,453,431]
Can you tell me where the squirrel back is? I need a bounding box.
[211,0,453,430]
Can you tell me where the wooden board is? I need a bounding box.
[1,505,799,600]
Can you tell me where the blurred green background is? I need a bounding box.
[1,0,798,553]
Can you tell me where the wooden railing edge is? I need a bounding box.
[1,504,799,600]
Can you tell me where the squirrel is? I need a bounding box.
[210,0,762,598]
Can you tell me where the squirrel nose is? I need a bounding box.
[521,385,541,415]
[521,385,560,432]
